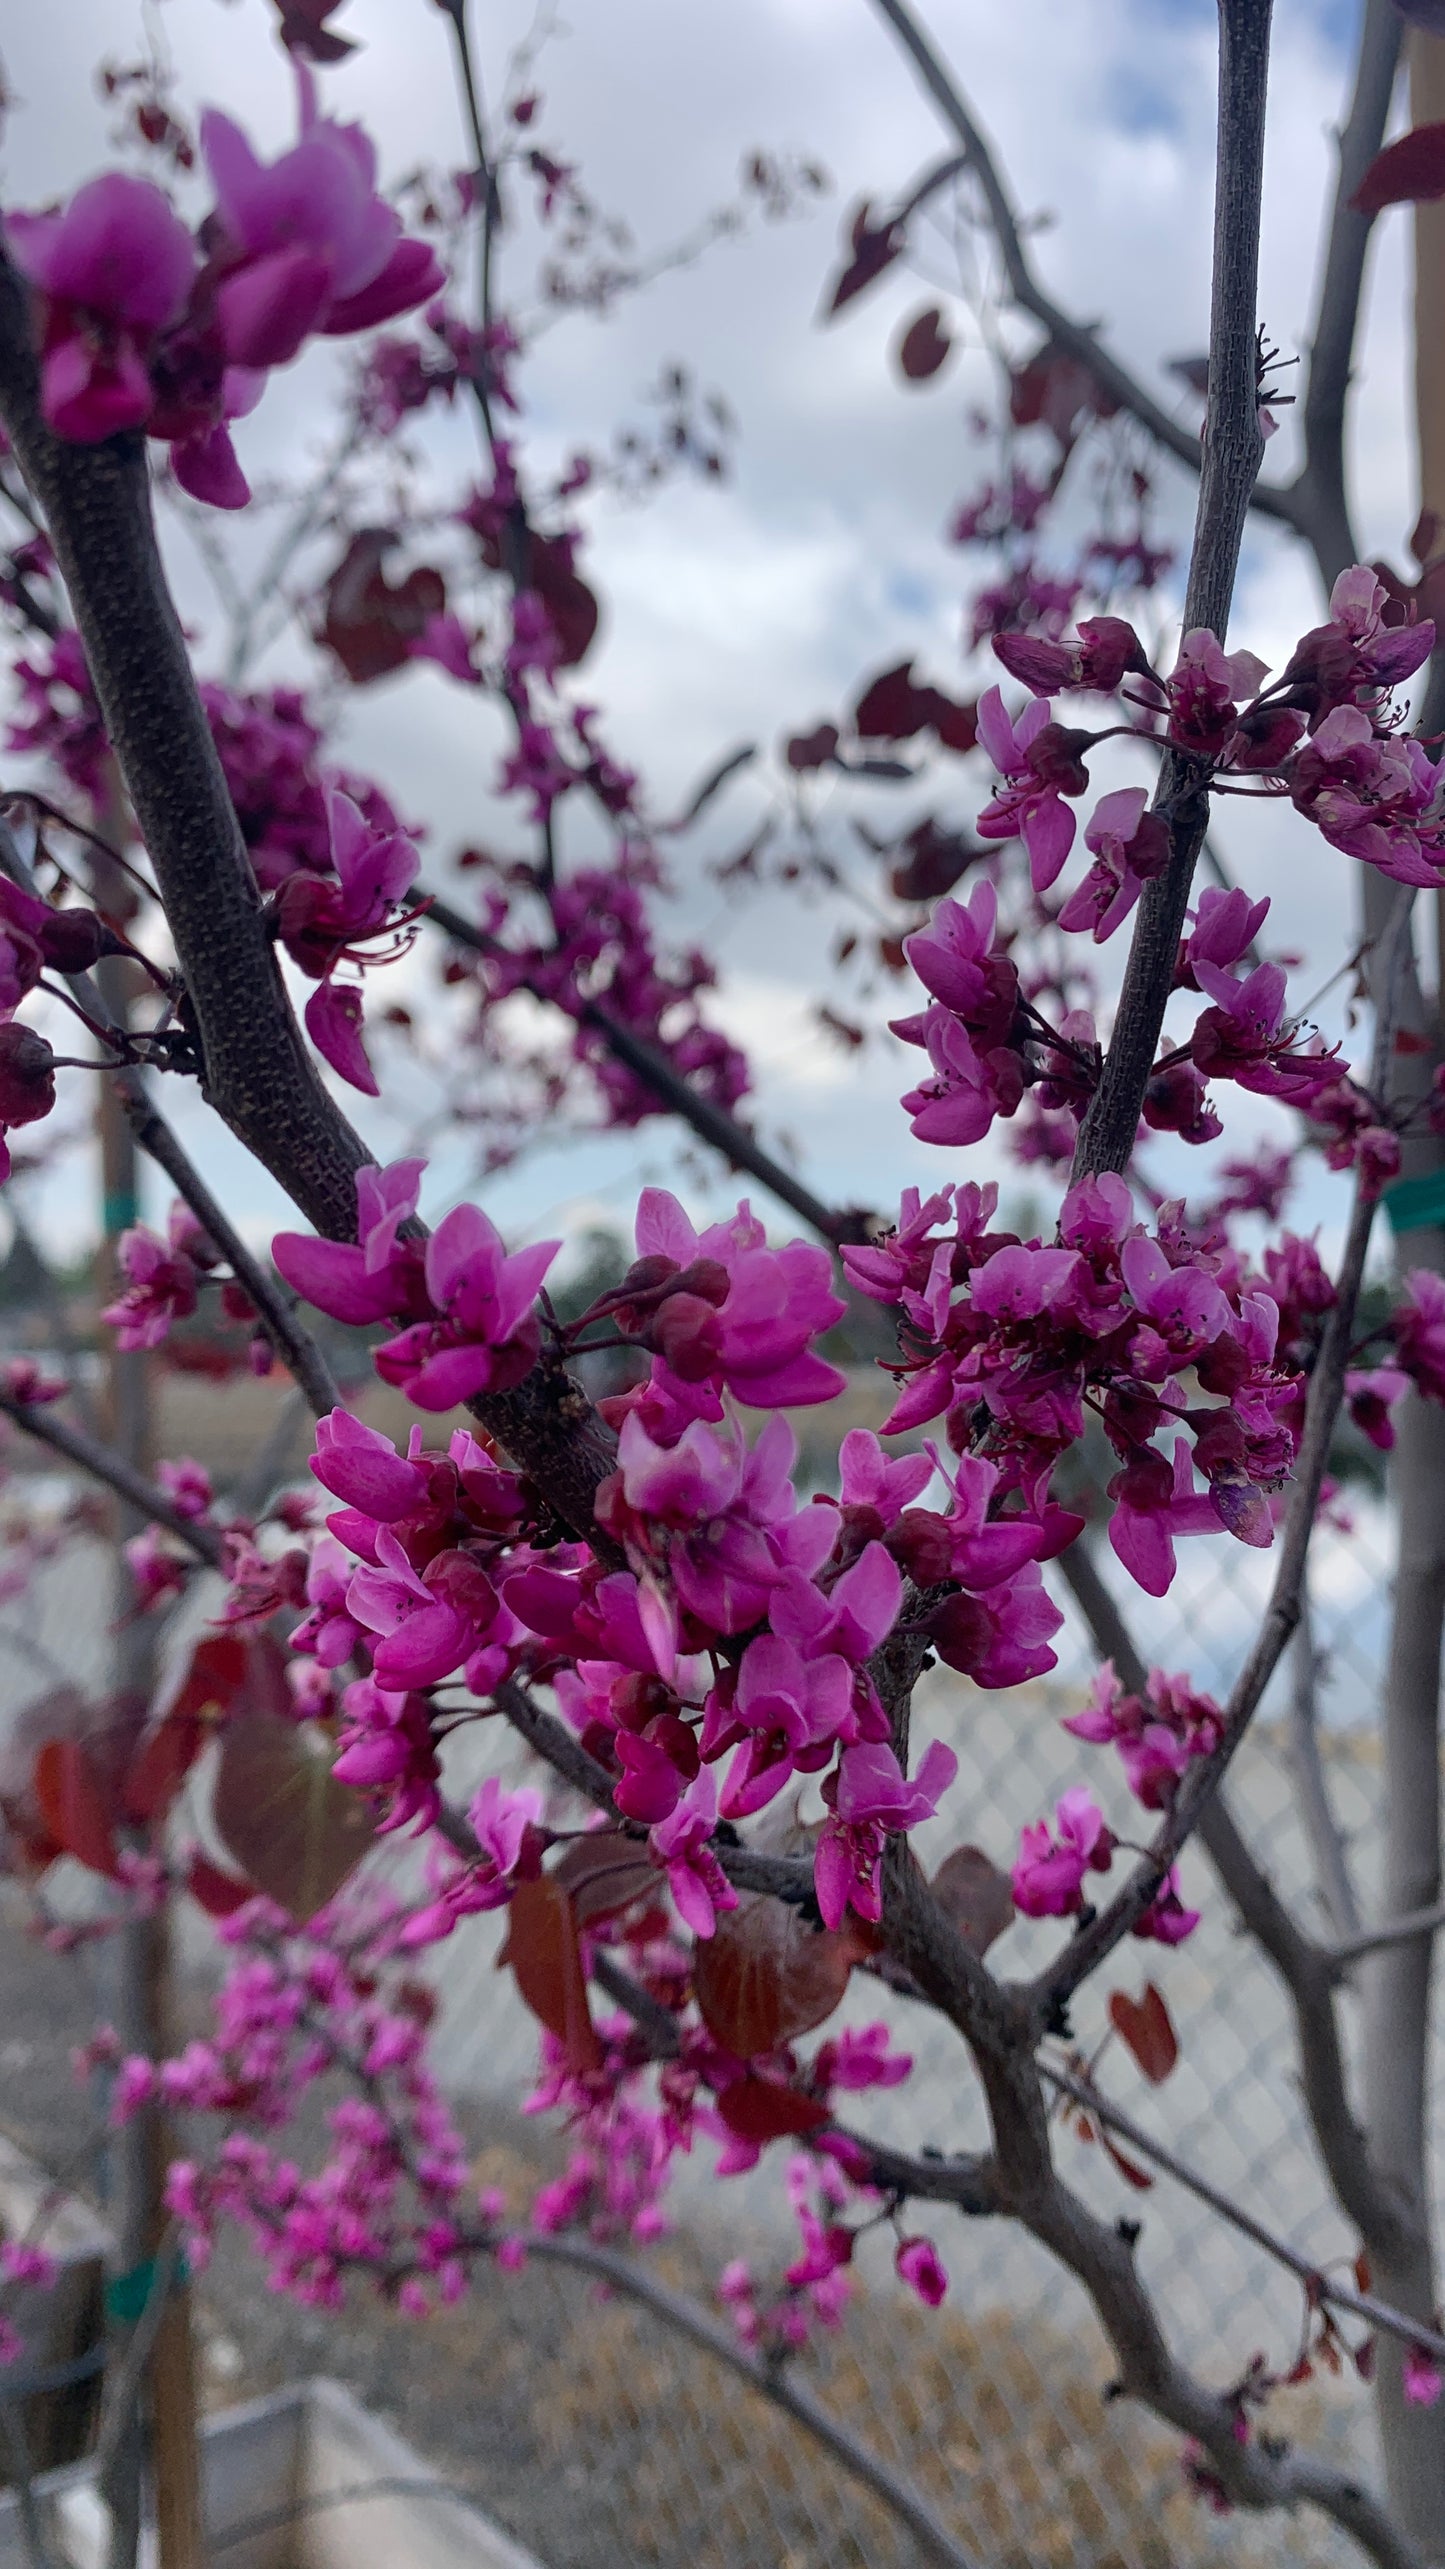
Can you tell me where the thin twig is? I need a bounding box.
[1071,0,1276,1183]
[424,890,864,1244]
[1331,1896,1445,1967]
[1042,2061,1445,2368]
[1038,886,1416,2012]
[865,0,1304,533]
[0,1393,223,1566]
[1287,1574,1362,1939]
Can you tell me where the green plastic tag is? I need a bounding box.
[104,2252,187,2325]
[1382,1170,1445,1234]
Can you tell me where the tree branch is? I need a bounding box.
[1296,0,1403,588]
[1071,0,1275,1184]
[1042,2060,1445,2371]
[866,0,1305,532]
[0,257,623,1552]
[1056,1536,1409,2256]
[1334,1896,1445,1966]
[423,891,866,1245]
[0,1392,223,1566]
[1037,889,1413,2012]
[467,2227,986,2569]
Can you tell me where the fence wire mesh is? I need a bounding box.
[0,1475,1426,2568]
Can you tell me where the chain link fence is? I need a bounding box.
[0,1463,1426,2567]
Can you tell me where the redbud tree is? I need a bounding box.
[2,0,1445,2563]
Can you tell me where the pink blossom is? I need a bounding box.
[7,175,196,440]
[651,1769,736,1937]
[347,1532,497,1687]
[1404,2346,1443,2408]
[276,789,419,977]
[310,1410,430,1522]
[1133,1868,1201,1946]
[1012,1786,1113,1918]
[896,2235,948,2307]
[1057,786,1170,943]
[1165,629,1267,757]
[273,1158,426,1325]
[155,1456,213,1521]
[201,83,440,364]
[373,1206,559,1410]
[975,686,1085,889]
[102,1222,199,1350]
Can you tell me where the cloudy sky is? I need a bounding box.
[0,0,1425,1266]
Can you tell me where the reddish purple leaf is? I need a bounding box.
[895,306,953,384]
[321,531,447,684]
[693,1891,854,2058]
[930,1844,1015,1957]
[501,1872,602,2075]
[823,201,904,316]
[186,1852,255,1917]
[1352,123,1445,217]
[211,1712,374,1922]
[1108,1983,1179,2084]
[784,723,839,772]
[714,2072,830,2143]
[33,1740,121,1881]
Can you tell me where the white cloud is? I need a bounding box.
[0,0,1417,1252]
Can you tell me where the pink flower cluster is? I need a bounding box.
[1012,1784,1198,1944]
[273,1169,991,1933]
[5,66,443,503]
[979,568,1440,941]
[844,1172,1297,1600]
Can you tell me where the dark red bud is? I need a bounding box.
[0,1022,56,1126]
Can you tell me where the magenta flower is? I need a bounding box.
[1289,706,1445,886]
[650,1769,736,1937]
[304,979,377,1093]
[309,1409,430,1523]
[346,1532,497,1686]
[1165,629,1267,757]
[273,1157,426,1325]
[1107,1437,1223,1597]
[895,2235,948,2307]
[290,1534,368,1670]
[1404,2347,1443,2409]
[276,790,420,978]
[837,1428,932,1531]
[1056,786,1170,943]
[102,1219,199,1350]
[1184,887,1269,980]
[1132,1867,1201,1946]
[897,1004,1025,1147]
[1011,1785,1113,1918]
[608,1410,804,1636]
[201,81,441,368]
[974,686,1085,889]
[832,1738,957,1830]
[374,1206,560,1410]
[6,174,196,440]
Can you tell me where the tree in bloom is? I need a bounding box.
[5,3,1445,2566]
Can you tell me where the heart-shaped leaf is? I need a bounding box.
[211,1712,374,1921]
[896,306,953,383]
[500,1873,601,2075]
[715,2072,830,2143]
[1353,122,1445,218]
[1108,1982,1179,2085]
[931,1845,1015,1956]
[550,1831,658,1928]
[34,1740,120,1880]
[693,1890,853,2058]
